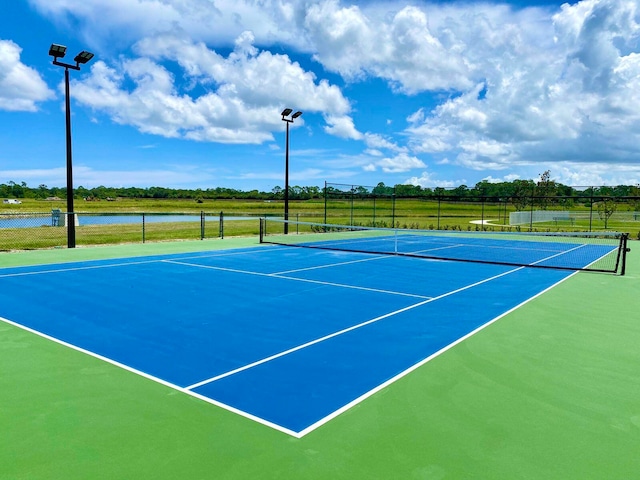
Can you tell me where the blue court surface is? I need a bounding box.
[0,243,600,436]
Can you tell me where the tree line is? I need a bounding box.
[329,172,640,202]
[2,172,639,203]
[0,181,323,201]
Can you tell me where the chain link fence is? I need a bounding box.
[321,182,640,237]
[3,186,640,251]
[0,212,261,251]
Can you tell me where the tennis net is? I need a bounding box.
[260,218,630,275]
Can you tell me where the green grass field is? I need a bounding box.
[0,237,638,479]
[2,197,639,251]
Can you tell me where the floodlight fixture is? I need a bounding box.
[291,111,303,119]
[74,51,95,64]
[281,108,293,118]
[49,44,67,58]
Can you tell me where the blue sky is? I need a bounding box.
[1,0,640,191]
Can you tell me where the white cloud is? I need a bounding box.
[366,153,426,173]
[323,114,362,139]
[364,149,384,157]
[0,40,54,111]
[363,133,405,153]
[481,174,521,183]
[0,166,213,188]
[550,163,640,186]
[404,171,462,188]
[403,0,640,176]
[236,168,327,182]
[135,32,351,116]
[29,1,550,95]
[71,33,353,143]
[503,174,521,182]
[30,0,312,51]
[305,3,475,92]
[25,0,640,185]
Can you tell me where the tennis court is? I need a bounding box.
[1,227,638,478]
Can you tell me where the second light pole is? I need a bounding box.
[281,108,302,234]
[49,43,94,248]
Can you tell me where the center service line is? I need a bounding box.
[185,264,526,391]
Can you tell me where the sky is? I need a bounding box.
[1,0,640,192]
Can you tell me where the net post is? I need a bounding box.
[620,233,629,276]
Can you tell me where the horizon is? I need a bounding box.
[3,177,639,196]
[2,1,640,191]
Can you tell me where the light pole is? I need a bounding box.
[281,108,302,234]
[49,44,94,248]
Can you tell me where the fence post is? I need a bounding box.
[200,210,205,240]
[589,188,594,232]
[529,186,535,231]
[142,213,145,243]
[392,188,396,228]
[350,185,354,226]
[504,198,508,226]
[373,195,376,226]
[219,211,224,239]
[324,181,327,225]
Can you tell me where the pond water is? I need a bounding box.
[0,214,257,229]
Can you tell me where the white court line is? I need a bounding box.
[0,258,162,278]
[162,259,430,299]
[296,267,582,437]
[285,234,578,258]
[430,241,571,254]
[0,314,299,437]
[1,242,599,438]
[185,264,524,391]
[530,243,587,265]
[0,247,272,279]
[400,237,579,255]
[167,248,276,262]
[272,254,391,275]
[405,241,589,264]
[408,243,467,254]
